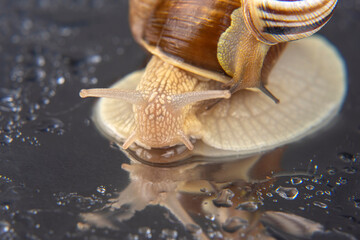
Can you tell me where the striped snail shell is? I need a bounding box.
[79,0,344,153]
[244,0,337,44]
[243,0,338,44]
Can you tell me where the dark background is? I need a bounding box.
[0,0,359,239]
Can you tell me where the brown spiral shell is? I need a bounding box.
[130,0,242,75]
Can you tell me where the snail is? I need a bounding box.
[80,0,345,154]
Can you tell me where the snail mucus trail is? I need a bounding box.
[79,0,339,151]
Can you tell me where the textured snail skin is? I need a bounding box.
[123,56,230,150]
[80,56,230,150]
[91,36,346,154]
[80,0,340,151]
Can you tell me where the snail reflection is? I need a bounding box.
[82,146,335,239]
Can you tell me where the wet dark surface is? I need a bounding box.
[0,0,359,239]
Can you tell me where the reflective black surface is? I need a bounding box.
[0,0,359,239]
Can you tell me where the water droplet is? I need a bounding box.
[305,185,315,191]
[22,19,33,31]
[313,164,319,173]
[36,69,46,80]
[275,186,299,200]
[81,77,89,84]
[2,135,13,144]
[138,227,152,238]
[236,201,259,212]
[326,167,337,175]
[303,193,313,200]
[186,224,202,234]
[343,167,357,174]
[205,214,215,221]
[290,177,303,185]
[0,175,13,183]
[36,56,45,66]
[160,229,178,239]
[266,193,273,197]
[31,103,41,111]
[57,77,65,85]
[41,98,50,105]
[213,189,234,207]
[316,190,324,196]
[207,230,223,239]
[0,88,20,101]
[97,186,106,194]
[87,55,102,64]
[313,201,327,209]
[335,177,348,186]
[127,233,139,240]
[28,209,38,215]
[83,118,91,126]
[337,152,354,163]
[0,221,10,234]
[222,217,248,233]
[2,204,9,211]
[36,118,64,133]
[59,27,72,37]
[354,199,360,209]
[89,77,98,84]
[82,76,98,85]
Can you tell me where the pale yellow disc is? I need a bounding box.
[198,36,346,153]
[94,36,346,155]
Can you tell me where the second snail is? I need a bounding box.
[80,0,346,155]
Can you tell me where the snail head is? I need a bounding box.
[80,56,230,150]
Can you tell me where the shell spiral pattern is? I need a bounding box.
[243,0,338,44]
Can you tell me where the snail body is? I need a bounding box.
[80,0,343,152]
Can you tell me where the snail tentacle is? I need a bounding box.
[171,90,230,110]
[79,88,144,105]
[122,131,138,149]
[258,84,279,104]
[177,130,194,151]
